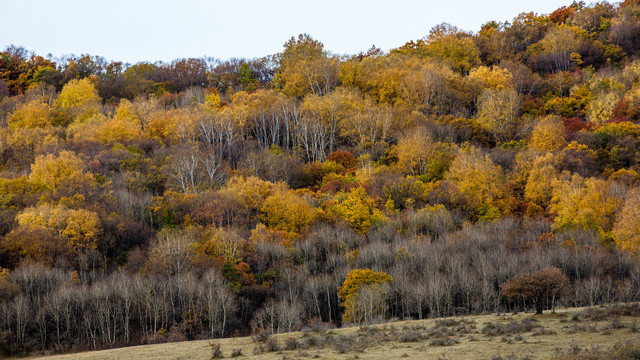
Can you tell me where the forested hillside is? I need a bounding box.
[1,0,640,356]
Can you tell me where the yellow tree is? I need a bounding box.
[467,65,513,90]
[199,227,246,264]
[66,113,104,143]
[477,87,523,143]
[524,153,559,207]
[16,203,102,252]
[96,99,144,143]
[446,146,513,219]
[397,23,481,74]
[339,54,405,105]
[330,187,386,233]
[220,176,287,213]
[145,108,188,144]
[337,87,394,148]
[29,151,95,193]
[394,127,439,176]
[612,188,640,254]
[587,77,625,123]
[274,34,339,97]
[338,269,393,323]
[55,78,101,122]
[260,189,316,237]
[550,174,624,237]
[7,100,52,128]
[529,116,567,152]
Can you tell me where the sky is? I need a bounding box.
[1,0,587,64]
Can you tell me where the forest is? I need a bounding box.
[1,0,640,356]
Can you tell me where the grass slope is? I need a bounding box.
[27,304,640,360]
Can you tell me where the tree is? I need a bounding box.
[260,189,315,237]
[528,25,588,72]
[612,188,640,254]
[395,23,481,74]
[467,65,513,90]
[446,146,513,219]
[146,228,198,276]
[550,174,624,236]
[297,92,341,161]
[326,149,357,169]
[16,203,102,253]
[529,115,567,151]
[500,268,570,314]
[55,78,101,122]
[7,100,52,128]
[477,87,523,143]
[274,34,338,97]
[524,153,558,207]
[96,99,144,143]
[338,269,392,323]
[330,187,386,233]
[199,268,236,337]
[394,127,439,176]
[29,151,95,193]
[198,227,246,264]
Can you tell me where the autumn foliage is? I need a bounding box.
[1,0,640,355]
[500,268,570,314]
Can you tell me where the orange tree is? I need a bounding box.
[500,268,570,314]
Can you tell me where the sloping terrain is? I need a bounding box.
[28,305,640,360]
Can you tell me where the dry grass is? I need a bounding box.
[24,304,640,360]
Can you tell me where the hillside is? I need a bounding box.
[26,305,640,360]
[3,0,640,357]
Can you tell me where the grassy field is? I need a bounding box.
[26,304,640,360]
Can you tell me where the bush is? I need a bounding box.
[429,337,459,346]
[230,348,243,357]
[210,341,223,359]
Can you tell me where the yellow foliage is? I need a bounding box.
[204,93,222,109]
[613,188,640,254]
[550,174,624,236]
[220,176,287,212]
[17,203,102,251]
[395,127,438,176]
[524,153,558,207]
[595,121,640,137]
[529,116,567,151]
[260,189,316,236]
[7,100,52,128]
[145,108,185,143]
[477,87,522,143]
[446,146,513,216]
[3,127,62,159]
[338,268,393,322]
[199,227,246,263]
[468,66,513,89]
[588,91,622,122]
[29,151,95,192]
[330,187,386,233]
[421,25,481,74]
[97,99,144,143]
[68,100,145,144]
[56,78,101,122]
[67,113,104,142]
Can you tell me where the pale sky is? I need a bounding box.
[1,0,591,64]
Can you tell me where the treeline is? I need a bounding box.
[1,219,639,354]
[1,0,640,356]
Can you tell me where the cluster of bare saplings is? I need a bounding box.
[0,218,638,355]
